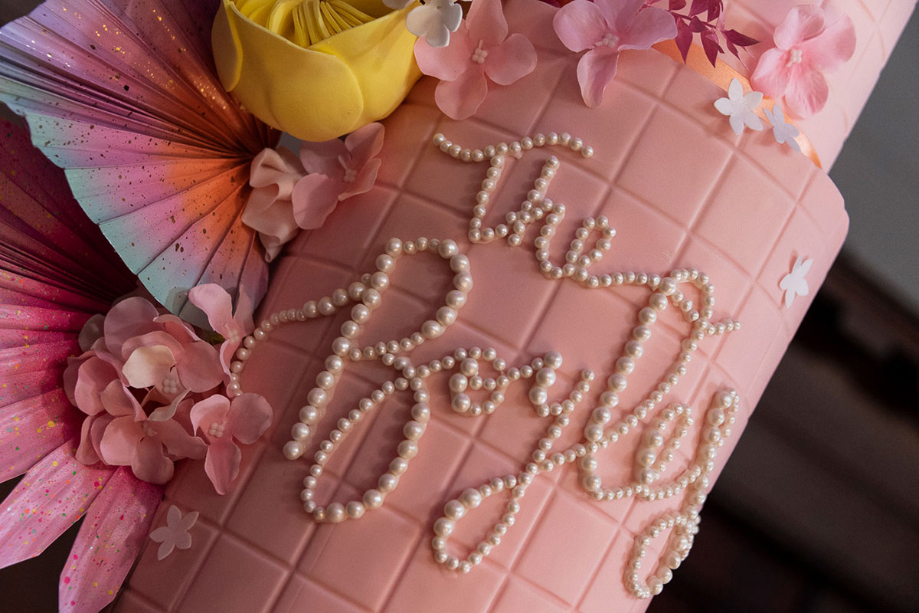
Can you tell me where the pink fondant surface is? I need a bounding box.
[113,0,919,610]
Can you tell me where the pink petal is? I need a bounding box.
[203,439,242,495]
[291,174,344,230]
[241,188,301,262]
[345,122,385,170]
[619,5,677,50]
[89,413,113,464]
[121,344,177,389]
[233,291,254,339]
[100,381,144,420]
[190,395,231,436]
[59,467,163,613]
[784,65,829,118]
[77,314,105,353]
[76,415,102,465]
[99,416,143,466]
[577,47,621,108]
[73,357,120,416]
[414,28,475,82]
[0,440,114,569]
[153,419,207,461]
[467,0,508,48]
[188,284,234,335]
[121,331,187,364]
[131,436,174,484]
[103,297,159,357]
[750,47,793,99]
[227,393,273,445]
[553,0,609,52]
[147,389,190,422]
[774,5,826,50]
[299,139,347,177]
[248,147,305,196]
[595,0,643,33]
[485,34,538,86]
[341,158,382,201]
[152,314,201,345]
[434,68,490,120]
[799,12,855,71]
[175,342,223,393]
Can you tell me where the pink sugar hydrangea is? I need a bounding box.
[414,0,538,119]
[553,0,676,107]
[751,4,856,118]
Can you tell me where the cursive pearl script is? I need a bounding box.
[229,134,740,599]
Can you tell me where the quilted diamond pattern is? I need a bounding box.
[115,0,914,610]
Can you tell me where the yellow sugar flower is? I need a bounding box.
[213,0,422,141]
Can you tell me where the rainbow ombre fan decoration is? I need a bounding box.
[0,0,277,319]
[0,119,164,613]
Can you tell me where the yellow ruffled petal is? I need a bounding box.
[212,0,421,142]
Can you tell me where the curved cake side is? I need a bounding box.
[114,1,852,612]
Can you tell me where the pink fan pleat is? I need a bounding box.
[0,119,135,482]
[0,0,277,316]
[0,439,115,569]
[59,466,163,613]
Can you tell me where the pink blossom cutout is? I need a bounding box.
[554,0,676,107]
[191,393,272,494]
[414,0,538,120]
[750,4,855,118]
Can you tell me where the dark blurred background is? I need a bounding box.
[1,1,917,612]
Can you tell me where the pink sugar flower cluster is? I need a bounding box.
[63,288,271,493]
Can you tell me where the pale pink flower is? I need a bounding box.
[190,394,273,494]
[553,0,676,107]
[414,0,538,119]
[750,5,855,118]
[293,122,385,229]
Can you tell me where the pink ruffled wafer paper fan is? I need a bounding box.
[0,119,138,484]
[0,119,167,613]
[0,0,277,319]
[60,466,163,613]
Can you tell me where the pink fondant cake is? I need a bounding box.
[103,1,912,612]
[0,0,914,612]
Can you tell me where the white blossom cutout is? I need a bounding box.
[714,78,764,135]
[764,104,802,152]
[406,0,463,48]
[149,505,199,561]
[779,255,813,308]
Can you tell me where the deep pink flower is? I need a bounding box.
[414,0,538,119]
[188,284,254,376]
[750,5,855,118]
[190,394,273,494]
[553,0,676,107]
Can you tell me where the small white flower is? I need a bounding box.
[764,104,802,153]
[149,505,199,561]
[406,0,463,48]
[779,255,813,308]
[714,78,764,135]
